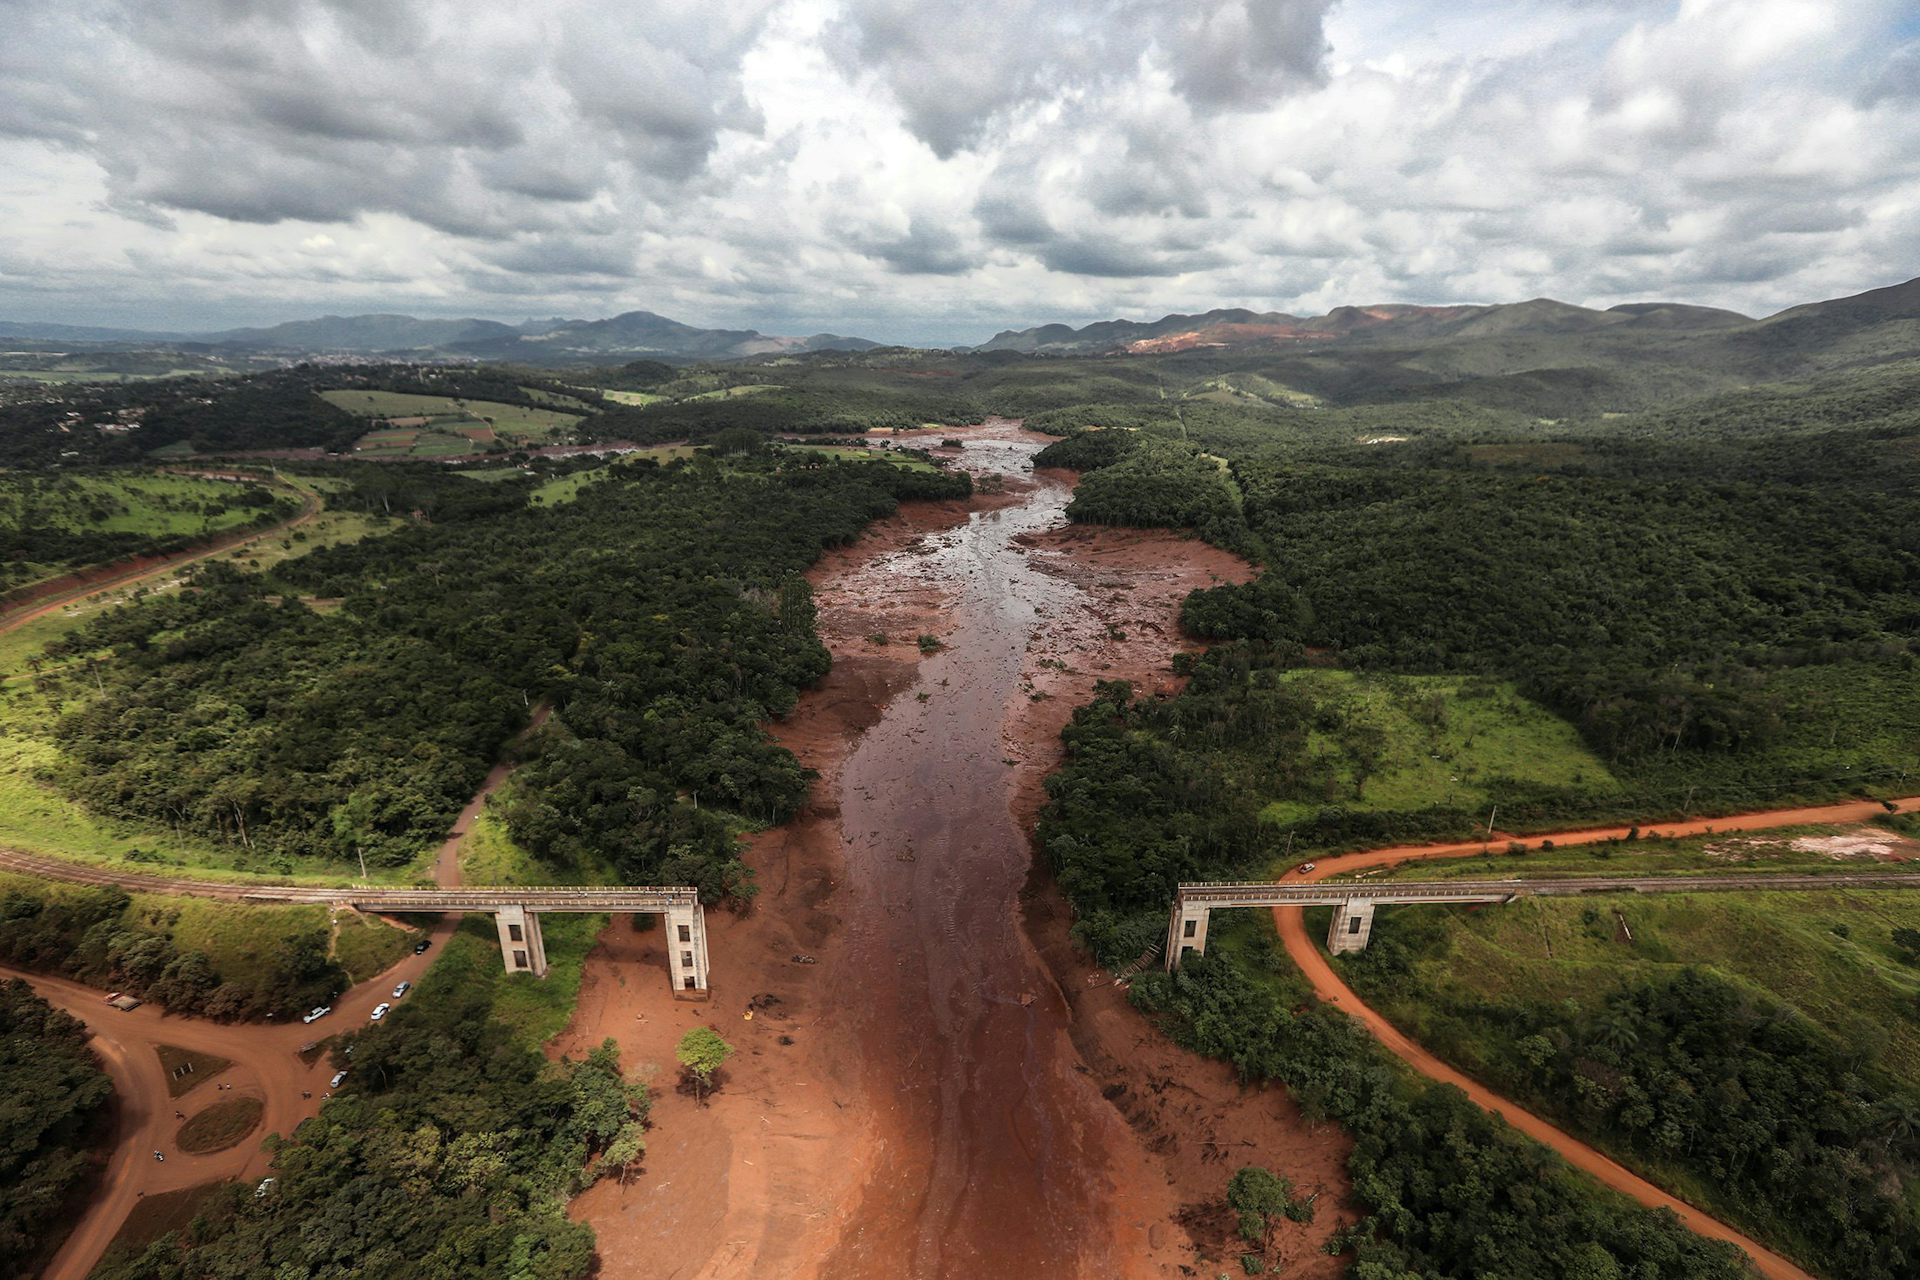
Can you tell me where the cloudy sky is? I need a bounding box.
[2,0,1917,344]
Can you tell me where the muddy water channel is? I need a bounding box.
[821,431,1158,1276]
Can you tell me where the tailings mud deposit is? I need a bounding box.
[561,421,1352,1279]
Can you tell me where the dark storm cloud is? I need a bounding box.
[0,0,775,234]
[829,0,1335,157]
[1039,236,1224,278]
[852,220,974,275]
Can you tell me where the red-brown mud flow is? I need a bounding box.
[821,434,1148,1276]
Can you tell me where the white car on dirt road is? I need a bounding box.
[369,1002,390,1021]
[302,1006,331,1024]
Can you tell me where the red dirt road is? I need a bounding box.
[13,716,541,1278]
[11,930,453,1280]
[1275,795,1920,1280]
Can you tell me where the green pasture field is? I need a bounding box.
[517,386,598,411]
[594,388,666,406]
[681,383,784,402]
[0,472,280,539]
[0,866,346,977]
[1348,885,1920,1092]
[525,448,698,506]
[320,389,581,440]
[331,913,421,982]
[1254,670,1621,830]
[785,443,939,473]
[0,685,384,884]
[457,788,612,885]
[2,491,391,678]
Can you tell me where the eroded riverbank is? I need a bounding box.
[557,420,1349,1277]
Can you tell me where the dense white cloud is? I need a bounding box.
[0,0,1915,342]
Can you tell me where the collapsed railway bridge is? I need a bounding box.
[1166,871,1920,969]
[0,850,708,993]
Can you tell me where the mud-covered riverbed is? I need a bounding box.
[557,421,1351,1279]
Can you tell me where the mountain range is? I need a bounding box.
[0,312,881,363]
[3,275,1916,368]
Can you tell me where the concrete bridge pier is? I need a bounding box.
[1163,897,1213,971]
[665,902,710,996]
[495,904,549,977]
[1327,898,1375,955]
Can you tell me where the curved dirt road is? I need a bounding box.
[13,927,454,1280]
[1274,795,1919,1280]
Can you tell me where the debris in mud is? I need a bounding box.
[790,953,817,964]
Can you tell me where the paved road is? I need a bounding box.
[1271,793,1920,1280]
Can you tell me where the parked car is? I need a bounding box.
[255,1178,276,1198]
[391,981,411,999]
[301,1006,331,1024]
[329,1070,348,1088]
[412,939,432,955]
[369,1002,390,1022]
[1296,862,1317,874]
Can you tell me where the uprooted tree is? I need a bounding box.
[1227,1165,1318,1273]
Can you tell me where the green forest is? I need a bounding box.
[0,978,112,1278]
[1340,937,1920,1278]
[31,452,967,895]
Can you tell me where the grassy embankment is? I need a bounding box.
[0,868,415,986]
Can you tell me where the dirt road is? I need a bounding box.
[11,708,534,1279]
[12,928,452,1280]
[1274,797,1920,1280]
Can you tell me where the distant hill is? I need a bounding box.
[0,320,193,344]
[207,314,521,352]
[454,311,882,362]
[0,310,882,364]
[973,296,1763,355]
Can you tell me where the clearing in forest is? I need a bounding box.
[319,389,583,455]
[1255,669,1619,827]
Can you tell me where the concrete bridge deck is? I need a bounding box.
[1168,870,1920,966]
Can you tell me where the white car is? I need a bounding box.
[301,1006,331,1024]
[391,981,411,999]
[329,1070,348,1088]
[255,1178,276,1198]
[369,1002,391,1022]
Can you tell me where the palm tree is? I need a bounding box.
[1870,1095,1920,1160]
[1593,1013,1640,1056]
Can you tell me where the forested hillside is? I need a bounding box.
[36,453,968,894]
